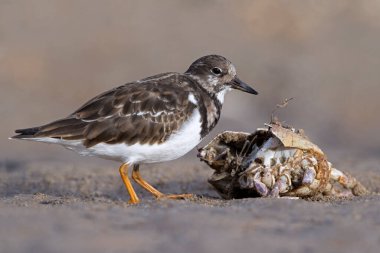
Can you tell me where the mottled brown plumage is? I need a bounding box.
[16,73,201,147]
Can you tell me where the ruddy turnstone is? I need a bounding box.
[11,55,258,204]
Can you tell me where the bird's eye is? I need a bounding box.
[211,67,222,76]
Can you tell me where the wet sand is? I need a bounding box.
[0,157,379,253]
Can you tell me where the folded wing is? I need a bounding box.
[13,74,197,147]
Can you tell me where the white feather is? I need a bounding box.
[216,88,230,104]
[188,93,198,105]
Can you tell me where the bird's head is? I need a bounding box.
[185,55,258,102]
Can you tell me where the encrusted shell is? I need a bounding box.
[198,123,367,199]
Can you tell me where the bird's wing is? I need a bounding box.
[15,73,197,147]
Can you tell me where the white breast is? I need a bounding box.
[30,109,203,164]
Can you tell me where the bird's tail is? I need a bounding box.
[10,117,87,141]
[11,127,41,139]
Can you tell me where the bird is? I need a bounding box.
[11,55,258,204]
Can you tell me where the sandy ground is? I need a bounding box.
[1,2,380,253]
[0,155,379,253]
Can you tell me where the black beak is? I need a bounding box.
[230,76,258,95]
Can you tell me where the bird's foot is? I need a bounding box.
[156,193,195,200]
[128,198,141,205]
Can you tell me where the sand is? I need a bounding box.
[0,156,379,253]
[2,1,380,252]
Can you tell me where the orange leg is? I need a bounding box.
[131,165,194,200]
[119,163,140,204]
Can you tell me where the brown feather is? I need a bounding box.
[22,73,201,147]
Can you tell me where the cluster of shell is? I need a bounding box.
[198,123,368,199]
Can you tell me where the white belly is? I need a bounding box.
[30,109,203,164]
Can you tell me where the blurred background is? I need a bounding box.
[1,0,380,163]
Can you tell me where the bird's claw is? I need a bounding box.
[156,193,195,200]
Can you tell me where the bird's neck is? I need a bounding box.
[183,73,227,138]
[197,89,225,139]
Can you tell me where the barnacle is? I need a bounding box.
[198,122,368,199]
